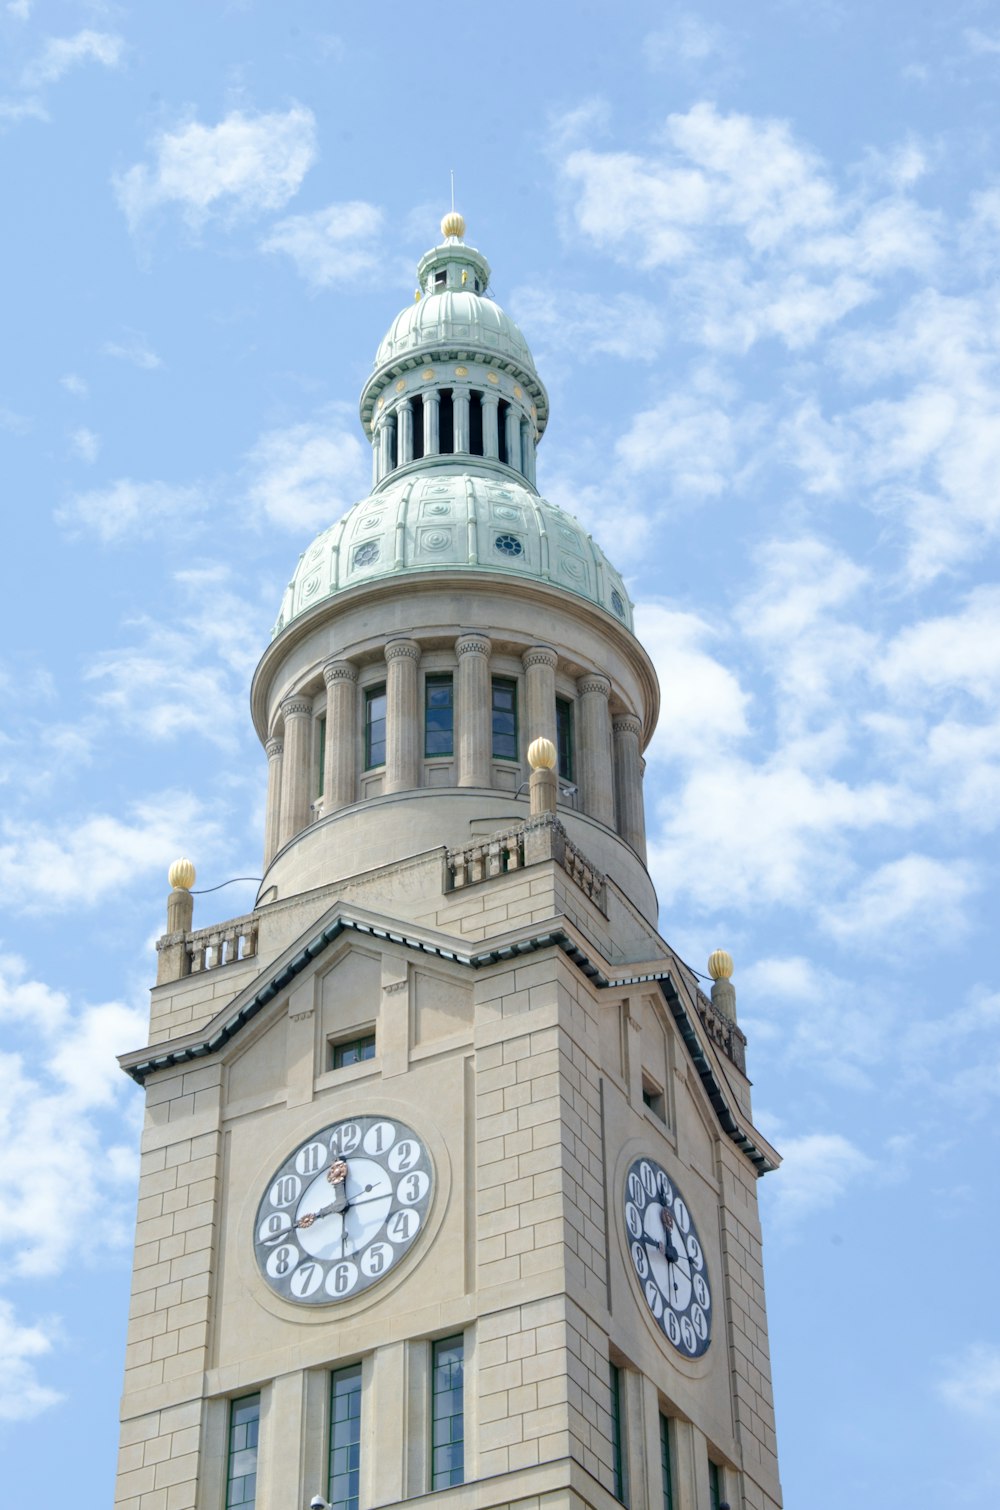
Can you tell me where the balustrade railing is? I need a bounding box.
[185,913,259,974]
[446,816,606,911]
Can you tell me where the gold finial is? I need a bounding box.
[707,949,733,981]
[414,288,421,302]
[441,210,465,240]
[528,737,557,771]
[168,857,196,891]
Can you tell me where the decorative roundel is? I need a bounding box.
[623,1156,712,1357]
[611,588,626,619]
[254,1117,434,1306]
[495,532,524,558]
[354,541,380,567]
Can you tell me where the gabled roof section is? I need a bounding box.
[120,903,778,1175]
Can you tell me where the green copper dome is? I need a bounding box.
[271,469,634,638]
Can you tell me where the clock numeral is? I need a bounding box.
[386,1209,419,1244]
[330,1122,362,1156]
[673,1197,691,1234]
[269,1173,301,1208]
[693,1273,709,1308]
[640,1161,657,1197]
[397,1170,429,1206]
[664,1310,681,1346]
[325,1260,359,1297]
[644,1280,663,1319]
[290,1262,323,1298]
[625,1202,642,1239]
[631,1241,649,1281]
[258,1212,291,1245]
[388,1140,419,1173]
[363,1121,396,1156]
[680,1316,696,1353]
[691,1304,708,1340]
[266,1243,299,1278]
[658,1175,674,1208]
[295,1141,327,1176]
[627,1172,644,1206]
[361,1241,393,1278]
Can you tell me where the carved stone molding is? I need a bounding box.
[384,638,421,662]
[613,714,642,737]
[265,736,284,759]
[522,645,557,670]
[280,696,313,720]
[323,659,358,686]
[577,674,611,699]
[456,633,491,659]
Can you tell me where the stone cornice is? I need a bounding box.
[280,695,313,720]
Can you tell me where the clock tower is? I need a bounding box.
[115,214,782,1510]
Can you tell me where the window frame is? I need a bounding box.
[610,1363,628,1506]
[364,684,387,770]
[424,673,455,759]
[430,1334,465,1490]
[555,696,574,781]
[490,676,519,762]
[327,1364,363,1510]
[226,1392,260,1510]
[329,1032,376,1071]
[659,1413,675,1510]
[316,712,326,799]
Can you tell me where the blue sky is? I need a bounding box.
[2,2,999,1504]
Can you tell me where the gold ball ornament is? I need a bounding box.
[168,858,196,891]
[528,737,557,771]
[441,210,466,240]
[707,949,734,981]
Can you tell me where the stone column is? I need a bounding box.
[384,639,421,794]
[612,713,646,859]
[505,406,521,473]
[453,388,470,453]
[456,632,492,788]
[322,659,359,813]
[381,412,396,475]
[278,695,314,847]
[521,420,535,484]
[424,390,440,455]
[576,674,614,826]
[371,434,379,487]
[397,401,414,466]
[522,645,557,750]
[482,391,500,459]
[263,735,284,867]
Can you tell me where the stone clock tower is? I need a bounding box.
[115,214,782,1510]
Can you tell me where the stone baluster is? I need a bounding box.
[322,659,359,813]
[576,674,614,826]
[384,639,421,794]
[278,695,314,847]
[263,735,284,867]
[424,390,440,455]
[398,401,414,466]
[522,645,557,751]
[505,406,521,473]
[456,632,492,788]
[453,388,470,453]
[612,713,646,859]
[482,391,500,459]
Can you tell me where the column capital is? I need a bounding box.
[612,713,642,738]
[280,695,313,721]
[577,673,611,699]
[456,632,492,659]
[323,658,358,687]
[265,736,284,759]
[384,638,421,663]
[522,644,557,671]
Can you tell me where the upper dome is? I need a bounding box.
[271,468,634,639]
[374,288,538,378]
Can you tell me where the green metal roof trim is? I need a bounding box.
[121,912,777,1176]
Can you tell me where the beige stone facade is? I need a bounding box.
[116,222,782,1510]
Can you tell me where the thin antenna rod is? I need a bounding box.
[450,168,455,212]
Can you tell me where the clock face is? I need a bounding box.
[253,1116,433,1305]
[623,1156,713,1358]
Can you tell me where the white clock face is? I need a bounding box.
[253,1116,433,1305]
[624,1156,712,1358]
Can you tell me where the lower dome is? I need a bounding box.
[272,468,634,638]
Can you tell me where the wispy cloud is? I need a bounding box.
[60,372,88,397]
[56,478,201,542]
[0,1301,62,1421]
[70,426,100,463]
[939,1343,1000,1418]
[21,30,124,89]
[261,200,384,287]
[244,404,369,530]
[115,104,317,231]
[102,332,162,370]
[510,286,668,362]
[819,854,978,946]
[763,1131,875,1231]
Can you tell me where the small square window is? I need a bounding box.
[329,1033,376,1070]
[642,1076,665,1122]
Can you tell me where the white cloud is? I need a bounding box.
[22,30,123,88]
[70,426,100,463]
[635,602,750,760]
[964,28,1000,57]
[764,1131,874,1229]
[0,1301,62,1421]
[7,0,32,18]
[939,1343,1000,1418]
[0,97,47,124]
[56,478,201,541]
[261,200,383,287]
[644,13,730,68]
[739,955,888,1087]
[102,332,162,370]
[877,587,1000,703]
[245,405,369,531]
[616,392,746,492]
[60,372,88,397]
[510,286,668,362]
[819,853,978,944]
[115,105,317,231]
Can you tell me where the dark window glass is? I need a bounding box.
[412,394,425,461]
[610,1365,628,1505]
[469,391,484,455]
[328,1366,362,1510]
[497,398,509,465]
[556,697,573,780]
[431,1336,464,1489]
[425,675,454,757]
[439,388,454,453]
[491,678,518,760]
[434,269,446,288]
[660,1416,675,1510]
[317,714,326,799]
[331,1034,376,1070]
[227,1394,260,1509]
[642,1078,665,1121]
[708,1460,722,1510]
[365,686,386,769]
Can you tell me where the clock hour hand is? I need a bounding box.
[326,1158,350,1215]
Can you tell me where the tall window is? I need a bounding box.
[411,394,425,461]
[365,686,386,769]
[610,1364,628,1505]
[431,1335,464,1489]
[491,678,517,760]
[659,1414,674,1510]
[708,1459,722,1510]
[439,388,454,453]
[497,398,510,465]
[226,1394,260,1509]
[328,1365,362,1510]
[425,674,454,757]
[555,697,573,781]
[317,714,326,799]
[469,391,484,455]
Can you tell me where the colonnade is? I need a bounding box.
[372,384,537,487]
[265,639,646,868]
